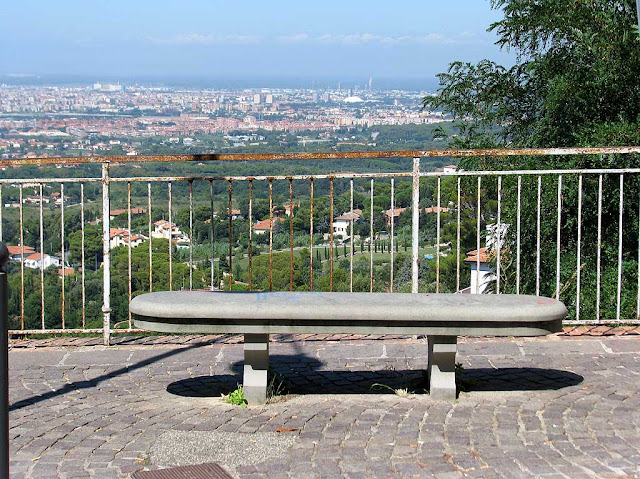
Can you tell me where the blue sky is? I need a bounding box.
[1,0,514,83]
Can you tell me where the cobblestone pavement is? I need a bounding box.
[8,335,640,478]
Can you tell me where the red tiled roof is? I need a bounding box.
[111,207,146,216]
[464,247,489,263]
[25,253,47,261]
[424,206,450,214]
[254,217,285,230]
[384,207,406,218]
[7,245,35,255]
[335,212,360,221]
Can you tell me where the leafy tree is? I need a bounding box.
[425,0,640,151]
[425,0,640,318]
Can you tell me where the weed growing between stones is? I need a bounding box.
[267,369,286,400]
[223,385,247,408]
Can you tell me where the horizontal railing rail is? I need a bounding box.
[1,147,639,344]
[2,146,640,166]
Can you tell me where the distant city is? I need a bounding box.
[0,79,449,159]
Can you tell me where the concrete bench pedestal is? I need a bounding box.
[242,333,460,403]
[427,336,457,400]
[243,333,269,404]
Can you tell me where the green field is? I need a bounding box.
[232,245,439,271]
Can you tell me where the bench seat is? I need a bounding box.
[130,291,566,403]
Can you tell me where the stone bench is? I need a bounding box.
[130,291,566,403]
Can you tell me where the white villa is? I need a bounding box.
[332,211,360,240]
[463,223,510,294]
[24,253,60,270]
[109,228,147,249]
[464,248,493,294]
[253,217,285,235]
[151,220,190,244]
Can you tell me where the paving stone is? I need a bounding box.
[7,336,640,478]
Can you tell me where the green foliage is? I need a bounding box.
[426,0,640,150]
[425,0,640,319]
[224,386,248,407]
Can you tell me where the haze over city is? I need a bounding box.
[1,0,514,86]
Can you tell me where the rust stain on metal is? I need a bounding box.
[3,146,640,167]
[189,180,194,291]
[19,185,24,330]
[248,180,253,291]
[127,182,132,327]
[289,179,294,292]
[168,182,173,291]
[269,179,274,292]
[147,183,152,292]
[228,180,233,292]
[133,463,234,479]
[309,178,314,291]
[329,178,334,292]
[60,184,65,329]
[370,178,374,293]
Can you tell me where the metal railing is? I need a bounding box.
[2,146,640,344]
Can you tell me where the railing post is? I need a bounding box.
[102,162,111,346]
[0,242,9,479]
[411,157,420,293]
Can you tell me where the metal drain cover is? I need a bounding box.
[133,463,234,479]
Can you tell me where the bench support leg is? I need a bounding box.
[427,336,457,400]
[243,333,269,405]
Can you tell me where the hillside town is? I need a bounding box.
[0,83,447,159]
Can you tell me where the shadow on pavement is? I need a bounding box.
[10,341,214,411]
[168,353,423,396]
[167,363,584,398]
[167,375,242,397]
[461,367,584,392]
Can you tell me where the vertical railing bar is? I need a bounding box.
[39,185,44,330]
[102,162,111,346]
[127,183,132,328]
[596,174,603,322]
[329,177,334,292]
[436,176,441,293]
[496,176,501,294]
[19,185,24,330]
[60,184,65,329]
[190,180,194,291]
[147,183,152,292]
[350,179,354,292]
[556,175,562,300]
[248,180,253,291]
[390,178,395,293]
[411,158,420,294]
[0,184,2,241]
[370,178,374,293]
[210,180,215,291]
[81,184,86,329]
[0,237,8,479]
[637,176,640,320]
[228,180,232,292]
[289,179,294,292]
[309,179,314,291]
[617,174,624,321]
[576,175,583,321]
[536,175,541,296]
[476,176,481,295]
[168,182,172,291]
[516,176,522,294]
[269,179,273,292]
[456,177,461,293]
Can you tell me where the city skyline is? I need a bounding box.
[1,1,515,82]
